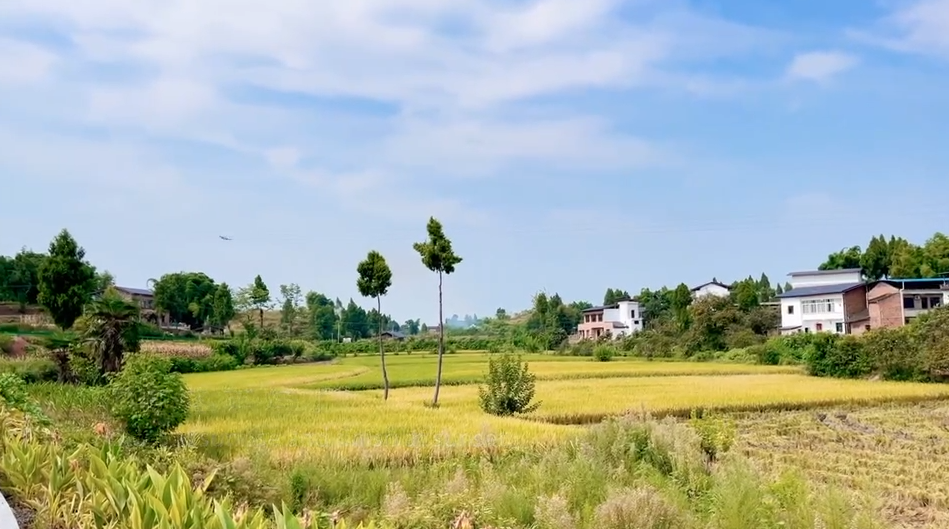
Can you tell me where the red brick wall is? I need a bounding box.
[868,283,903,329]
[843,287,868,321]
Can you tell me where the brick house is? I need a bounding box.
[113,286,171,327]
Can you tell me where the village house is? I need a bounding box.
[777,269,949,335]
[112,286,171,327]
[576,299,643,340]
[690,279,733,298]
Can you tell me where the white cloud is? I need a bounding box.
[0,0,780,225]
[0,39,58,85]
[785,51,859,82]
[848,0,949,58]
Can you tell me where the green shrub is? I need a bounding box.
[0,356,58,383]
[747,343,778,365]
[805,334,871,379]
[108,354,190,443]
[199,354,239,372]
[0,372,46,419]
[594,344,615,362]
[478,352,540,416]
[0,334,13,355]
[70,348,106,386]
[862,327,921,381]
[913,306,949,381]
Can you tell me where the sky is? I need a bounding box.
[2,0,949,324]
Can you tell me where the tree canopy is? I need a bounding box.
[37,229,96,330]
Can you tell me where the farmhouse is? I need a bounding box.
[380,330,406,341]
[777,268,949,335]
[576,299,643,340]
[690,279,733,298]
[112,286,171,327]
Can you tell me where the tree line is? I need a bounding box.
[818,231,949,280]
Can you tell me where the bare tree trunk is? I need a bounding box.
[379,296,389,400]
[433,271,445,407]
[259,308,264,330]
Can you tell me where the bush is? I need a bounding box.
[805,334,871,379]
[913,306,949,381]
[108,354,190,443]
[0,372,46,419]
[0,356,58,383]
[594,344,615,362]
[746,343,777,365]
[211,339,246,365]
[0,334,13,355]
[862,327,921,381]
[478,351,540,416]
[70,348,106,386]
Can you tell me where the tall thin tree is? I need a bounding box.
[413,217,463,407]
[356,251,393,400]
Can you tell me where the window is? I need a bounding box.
[633,320,640,325]
[835,322,843,333]
[801,298,835,314]
[630,310,636,318]
[787,305,794,315]
[815,323,823,331]
[904,297,915,309]
[931,296,942,309]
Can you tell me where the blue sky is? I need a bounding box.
[2,0,949,324]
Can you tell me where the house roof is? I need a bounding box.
[787,268,862,277]
[775,282,864,299]
[611,321,627,329]
[690,280,733,291]
[114,286,154,297]
[382,330,406,338]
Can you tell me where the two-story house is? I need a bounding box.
[113,286,170,327]
[577,299,643,340]
[776,268,866,335]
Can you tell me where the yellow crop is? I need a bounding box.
[141,340,212,358]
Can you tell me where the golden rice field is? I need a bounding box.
[734,402,949,529]
[141,340,213,358]
[180,354,949,470]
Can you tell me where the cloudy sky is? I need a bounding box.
[2,0,948,323]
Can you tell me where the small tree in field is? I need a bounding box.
[250,275,271,330]
[356,250,393,400]
[479,351,540,416]
[37,229,96,330]
[413,216,462,407]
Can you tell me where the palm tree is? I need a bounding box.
[84,288,142,375]
[42,331,78,383]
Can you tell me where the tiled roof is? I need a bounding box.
[775,282,864,299]
[114,286,154,296]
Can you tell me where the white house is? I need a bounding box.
[776,269,865,335]
[690,280,733,298]
[577,300,644,340]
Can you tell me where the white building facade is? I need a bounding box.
[577,300,643,340]
[777,269,864,335]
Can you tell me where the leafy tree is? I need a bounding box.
[37,229,96,330]
[341,299,370,339]
[757,273,773,301]
[818,246,863,271]
[478,351,540,416]
[209,284,235,333]
[495,308,508,320]
[732,278,760,312]
[279,283,303,336]
[603,288,631,305]
[775,283,784,295]
[783,281,792,292]
[861,235,891,280]
[250,275,271,329]
[94,270,115,293]
[889,238,922,278]
[412,216,463,407]
[402,319,421,335]
[356,250,394,400]
[83,287,142,375]
[0,249,46,305]
[921,232,949,278]
[306,292,338,340]
[670,283,693,330]
[152,272,218,330]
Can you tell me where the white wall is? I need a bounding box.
[780,298,802,331]
[789,270,862,288]
[781,294,846,334]
[694,284,730,298]
[601,301,643,338]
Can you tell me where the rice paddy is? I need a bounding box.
[180,353,949,474]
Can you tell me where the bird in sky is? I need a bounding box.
[219,235,232,241]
